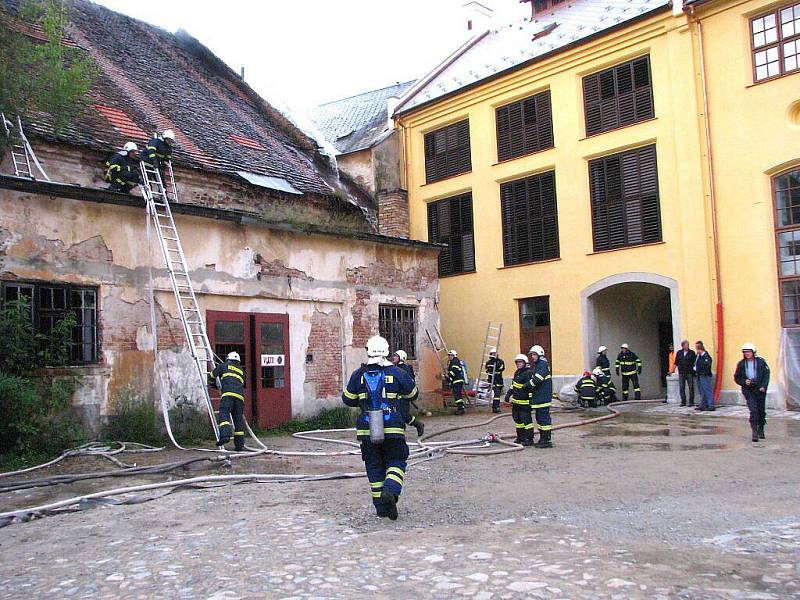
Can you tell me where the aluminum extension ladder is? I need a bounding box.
[472,321,503,404]
[140,159,220,443]
[1,113,50,180]
[425,325,450,378]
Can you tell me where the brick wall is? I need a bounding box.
[305,309,342,399]
[377,189,410,239]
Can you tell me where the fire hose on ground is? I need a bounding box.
[0,400,663,527]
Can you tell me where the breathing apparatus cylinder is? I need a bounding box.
[364,369,386,444]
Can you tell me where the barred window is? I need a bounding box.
[589,144,662,252]
[379,305,417,359]
[427,192,475,276]
[424,120,472,183]
[1,281,99,364]
[774,168,800,326]
[583,55,654,136]
[496,90,554,162]
[500,170,559,266]
[751,3,800,82]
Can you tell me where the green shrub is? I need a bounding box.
[261,406,357,436]
[104,386,165,447]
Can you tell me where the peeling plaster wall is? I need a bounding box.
[0,181,440,430]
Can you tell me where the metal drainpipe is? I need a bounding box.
[691,5,725,403]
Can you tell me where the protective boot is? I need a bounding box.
[492,398,501,413]
[455,404,465,416]
[520,429,534,447]
[535,430,553,448]
[380,491,398,521]
[758,424,765,440]
[751,425,759,443]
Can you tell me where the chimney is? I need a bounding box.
[240,66,245,80]
[387,96,401,128]
[463,1,493,32]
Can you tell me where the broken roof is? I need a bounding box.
[395,0,671,115]
[4,0,372,212]
[313,81,415,155]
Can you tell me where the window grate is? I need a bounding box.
[583,56,654,136]
[424,120,472,183]
[589,145,662,252]
[427,192,475,276]
[379,305,418,359]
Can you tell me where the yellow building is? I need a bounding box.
[395,0,800,407]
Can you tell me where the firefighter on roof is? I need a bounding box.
[342,336,420,520]
[105,142,141,193]
[143,128,175,170]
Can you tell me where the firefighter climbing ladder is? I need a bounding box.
[140,160,220,444]
[472,321,503,404]
[1,113,50,181]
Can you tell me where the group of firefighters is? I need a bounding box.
[104,129,175,193]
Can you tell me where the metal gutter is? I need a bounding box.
[0,175,442,251]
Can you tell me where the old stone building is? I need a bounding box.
[0,0,440,431]
[313,81,415,239]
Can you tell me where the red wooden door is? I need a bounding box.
[254,313,291,428]
[206,310,253,422]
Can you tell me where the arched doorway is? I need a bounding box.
[581,273,681,400]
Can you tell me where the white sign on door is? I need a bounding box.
[261,354,285,367]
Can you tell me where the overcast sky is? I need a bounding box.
[96,0,527,116]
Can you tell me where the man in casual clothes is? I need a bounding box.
[734,342,771,442]
[674,340,697,407]
[694,341,714,411]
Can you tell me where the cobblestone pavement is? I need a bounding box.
[1,406,798,599]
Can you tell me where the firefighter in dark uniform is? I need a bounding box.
[528,345,553,448]
[447,349,466,415]
[105,142,141,193]
[485,348,506,413]
[392,349,424,435]
[593,367,614,405]
[734,342,771,442]
[505,354,534,446]
[142,128,175,170]
[574,371,598,408]
[595,345,617,402]
[615,343,642,401]
[210,351,247,451]
[343,336,421,520]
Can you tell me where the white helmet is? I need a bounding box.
[394,349,407,362]
[448,349,458,357]
[597,345,607,353]
[227,351,241,362]
[514,354,528,363]
[366,335,390,358]
[592,367,604,377]
[620,343,629,349]
[162,129,175,141]
[741,342,756,352]
[529,345,545,357]
[489,347,497,355]
[123,141,138,153]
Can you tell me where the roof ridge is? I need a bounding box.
[317,80,416,108]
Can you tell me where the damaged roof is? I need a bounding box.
[4,0,372,212]
[313,81,415,155]
[395,0,671,115]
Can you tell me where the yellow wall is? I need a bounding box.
[398,2,798,403]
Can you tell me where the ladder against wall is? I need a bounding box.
[140,159,220,444]
[472,322,503,405]
[1,113,50,181]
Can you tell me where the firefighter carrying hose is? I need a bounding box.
[528,345,553,448]
[485,348,505,413]
[210,351,247,451]
[447,349,466,415]
[342,336,420,520]
[506,354,534,446]
[615,343,642,401]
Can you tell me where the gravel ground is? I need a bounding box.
[0,404,798,599]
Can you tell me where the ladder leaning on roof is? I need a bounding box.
[140,159,221,445]
[1,113,50,181]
